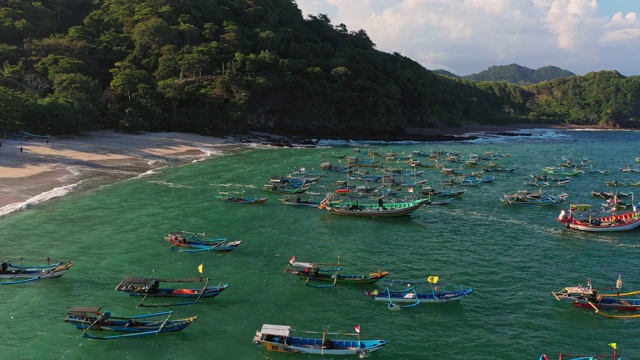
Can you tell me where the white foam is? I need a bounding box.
[0,182,80,217]
[148,180,192,189]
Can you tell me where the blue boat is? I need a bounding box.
[64,306,197,339]
[0,258,73,285]
[539,342,620,360]
[166,231,241,252]
[365,276,473,309]
[502,190,568,206]
[253,324,388,356]
[217,192,268,203]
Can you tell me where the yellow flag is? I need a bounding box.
[198,263,203,274]
[609,343,617,350]
[428,276,439,284]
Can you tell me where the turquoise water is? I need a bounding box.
[1,129,639,360]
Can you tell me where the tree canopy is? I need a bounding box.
[0,0,638,137]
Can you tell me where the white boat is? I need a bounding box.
[253,324,388,356]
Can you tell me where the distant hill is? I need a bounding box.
[435,64,575,84]
[431,69,459,78]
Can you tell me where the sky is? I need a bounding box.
[294,0,640,76]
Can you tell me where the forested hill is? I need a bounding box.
[0,1,639,138]
[451,64,576,84]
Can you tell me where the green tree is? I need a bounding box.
[118,107,145,133]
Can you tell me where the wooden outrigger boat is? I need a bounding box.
[0,258,73,285]
[64,306,197,339]
[421,187,466,197]
[319,194,427,218]
[164,231,227,243]
[502,190,568,206]
[557,209,640,232]
[364,276,473,310]
[168,236,241,252]
[115,272,228,307]
[253,324,389,356]
[217,191,268,204]
[482,167,515,172]
[422,197,454,206]
[284,256,388,288]
[540,343,621,360]
[165,231,241,252]
[280,195,322,207]
[552,276,640,317]
[591,191,632,199]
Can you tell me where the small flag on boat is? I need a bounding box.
[354,325,360,334]
[609,343,617,350]
[289,256,296,265]
[408,187,414,193]
[198,263,203,274]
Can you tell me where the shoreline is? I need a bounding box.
[0,124,615,217]
[0,130,247,215]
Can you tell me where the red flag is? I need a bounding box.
[354,325,360,334]
[289,256,296,265]
[408,187,414,193]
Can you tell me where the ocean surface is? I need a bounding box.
[1,129,639,360]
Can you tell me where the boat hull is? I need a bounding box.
[291,270,389,284]
[366,288,473,303]
[258,337,388,355]
[65,316,196,332]
[327,202,424,217]
[122,285,227,298]
[0,261,73,279]
[558,210,640,232]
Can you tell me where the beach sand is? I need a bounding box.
[0,124,580,217]
[0,130,247,215]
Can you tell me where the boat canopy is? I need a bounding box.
[259,324,291,337]
[67,306,101,314]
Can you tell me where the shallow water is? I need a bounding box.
[1,129,639,360]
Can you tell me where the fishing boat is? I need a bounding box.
[502,190,568,206]
[164,231,228,244]
[427,188,467,197]
[364,276,473,310]
[280,195,322,207]
[168,236,241,252]
[319,194,427,218]
[64,306,197,339]
[482,167,515,172]
[216,191,268,204]
[0,258,73,285]
[115,269,228,306]
[253,324,389,356]
[551,276,640,317]
[591,190,632,199]
[557,209,640,232]
[422,197,454,206]
[284,256,388,288]
[540,342,620,360]
[605,180,626,187]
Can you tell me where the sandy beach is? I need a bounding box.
[0,130,249,215]
[0,123,584,217]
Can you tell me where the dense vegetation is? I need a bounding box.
[437,64,576,85]
[0,0,639,138]
[526,71,640,126]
